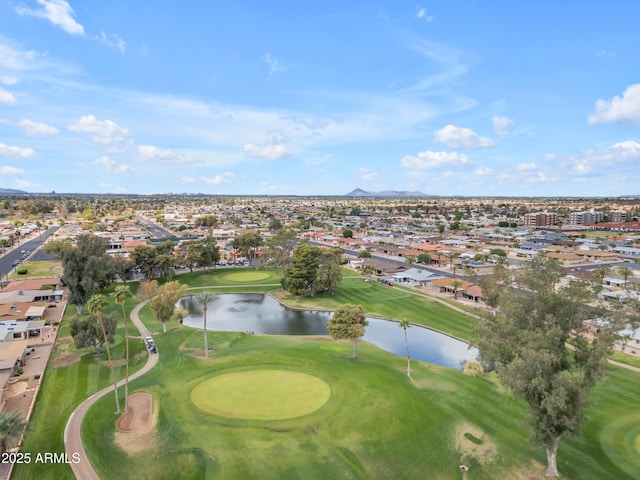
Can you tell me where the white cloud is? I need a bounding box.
[93,156,134,175]
[0,142,36,158]
[0,87,17,105]
[200,172,236,185]
[356,167,379,180]
[589,84,640,124]
[97,31,126,54]
[264,53,284,76]
[542,153,556,161]
[516,162,537,171]
[569,140,640,176]
[401,150,470,170]
[14,179,38,189]
[416,7,434,22]
[180,177,196,183]
[433,124,494,149]
[492,115,513,135]
[0,75,18,85]
[137,145,194,165]
[243,143,292,160]
[69,115,129,143]
[0,166,25,175]
[475,167,493,176]
[18,119,59,136]
[611,140,640,157]
[15,0,84,35]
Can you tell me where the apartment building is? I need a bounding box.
[523,212,557,227]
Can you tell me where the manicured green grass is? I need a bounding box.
[8,259,63,279]
[610,351,640,369]
[191,370,331,420]
[12,293,148,480]
[81,328,640,480]
[13,268,640,479]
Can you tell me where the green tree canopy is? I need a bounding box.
[327,304,368,358]
[232,232,263,263]
[0,411,28,454]
[141,280,188,333]
[474,257,635,477]
[283,243,321,295]
[70,312,117,354]
[263,229,299,269]
[417,252,431,264]
[314,248,343,295]
[61,234,114,314]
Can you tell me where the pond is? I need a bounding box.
[178,293,478,370]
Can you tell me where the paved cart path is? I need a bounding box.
[64,302,157,480]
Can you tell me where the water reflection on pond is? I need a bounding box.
[179,293,478,370]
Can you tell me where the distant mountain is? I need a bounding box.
[0,188,26,194]
[345,188,426,197]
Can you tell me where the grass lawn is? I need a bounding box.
[12,268,640,479]
[8,259,63,279]
[80,328,640,480]
[191,370,331,420]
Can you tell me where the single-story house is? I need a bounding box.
[392,268,444,287]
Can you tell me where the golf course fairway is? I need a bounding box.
[191,369,331,420]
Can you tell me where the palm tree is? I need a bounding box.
[618,267,633,288]
[195,293,215,357]
[595,267,608,284]
[87,294,120,413]
[399,319,411,377]
[0,411,28,454]
[112,285,131,411]
[451,279,462,299]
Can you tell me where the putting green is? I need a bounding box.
[191,370,331,420]
[222,271,272,282]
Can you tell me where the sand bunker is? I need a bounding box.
[115,392,157,454]
[454,423,497,465]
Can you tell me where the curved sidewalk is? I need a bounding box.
[64,302,157,480]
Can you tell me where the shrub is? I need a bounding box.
[17,268,28,275]
[463,359,483,377]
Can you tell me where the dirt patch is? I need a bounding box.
[115,392,157,454]
[52,353,81,368]
[454,423,497,465]
[5,381,28,398]
[105,359,126,368]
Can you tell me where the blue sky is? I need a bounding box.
[0,1,639,196]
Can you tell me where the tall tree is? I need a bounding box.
[328,304,368,358]
[61,235,114,314]
[70,312,117,355]
[0,411,28,454]
[314,248,343,295]
[263,229,298,269]
[283,243,321,295]
[141,280,188,333]
[399,318,411,377]
[86,294,120,413]
[130,245,157,279]
[195,292,215,357]
[198,236,220,270]
[474,257,634,477]
[617,266,633,288]
[232,232,263,264]
[112,257,134,284]
[112,285,132,411]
